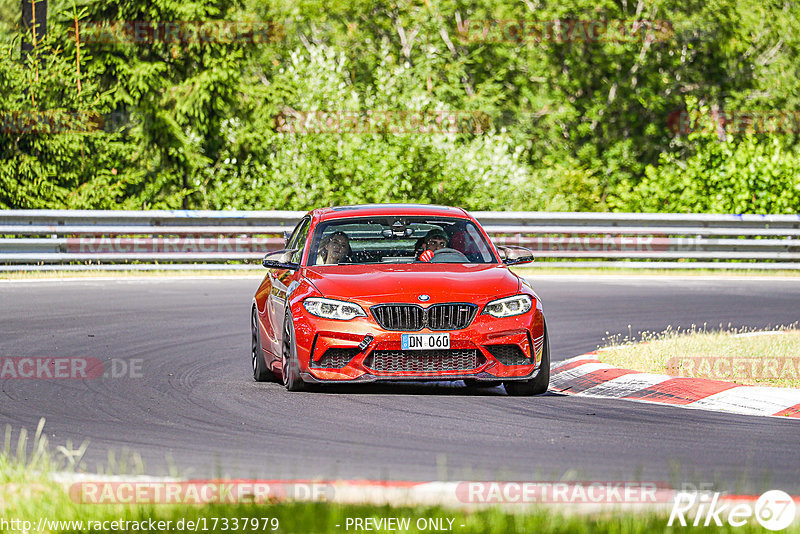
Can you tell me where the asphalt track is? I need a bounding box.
[1,275,799,493]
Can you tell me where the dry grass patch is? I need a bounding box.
[598,326,800,389]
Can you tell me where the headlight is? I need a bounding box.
[303,298,366,320]
[482,295,533,318]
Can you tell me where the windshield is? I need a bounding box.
[308,217,497,266]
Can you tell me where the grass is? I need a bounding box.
[3,420,794,533]
[598,326,800,388]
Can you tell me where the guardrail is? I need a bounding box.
[1,210,800,270]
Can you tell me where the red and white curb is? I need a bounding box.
[550,352,800,419]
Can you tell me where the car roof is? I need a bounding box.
[314,204,470,222]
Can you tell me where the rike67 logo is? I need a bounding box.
[669,490,796,531]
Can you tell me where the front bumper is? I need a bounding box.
[300,368,544,384]
[291,303,545,383]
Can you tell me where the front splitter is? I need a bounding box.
[301,364,541,384]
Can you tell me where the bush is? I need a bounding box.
[612,102,800,213]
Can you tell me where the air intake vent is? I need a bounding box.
[370,303,477,331]
[364,349,483,373]
[485,344,529,366]
[310,348,360,369]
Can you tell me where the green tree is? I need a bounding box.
[0,14,141,209]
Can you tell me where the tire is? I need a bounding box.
[281,312,306,392]
[504,321,550,396]
[251,307,271,382]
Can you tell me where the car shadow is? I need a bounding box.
[306,381,567,397]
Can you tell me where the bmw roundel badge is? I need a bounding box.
[418,294,430,302]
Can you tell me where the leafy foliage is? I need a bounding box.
[614,102,800,214]
[0,0,799,212]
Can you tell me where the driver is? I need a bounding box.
[317,231,351,264]
[417,229,449,261]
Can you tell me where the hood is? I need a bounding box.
[302,263,520,305]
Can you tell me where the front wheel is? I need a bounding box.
[504,322,550,396]
[281,313,306,391]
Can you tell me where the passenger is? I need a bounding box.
[449,228,479,258]
[318,231,351,264]
[416,229,449,261]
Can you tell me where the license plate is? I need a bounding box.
[401,333,450,350]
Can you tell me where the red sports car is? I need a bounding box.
[251,204,549,395]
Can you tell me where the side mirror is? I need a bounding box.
[262,249,300,270]
[496,245,535,266]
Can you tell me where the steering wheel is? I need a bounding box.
[430,247,469,263]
